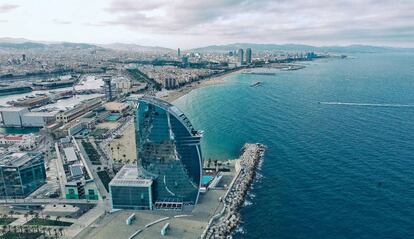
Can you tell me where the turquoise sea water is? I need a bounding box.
[175,53,414,239]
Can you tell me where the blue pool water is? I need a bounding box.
[106,114,121,121]
[176,53,414,239]
[202,175,214,185]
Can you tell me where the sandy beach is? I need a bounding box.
[158,69,243,103]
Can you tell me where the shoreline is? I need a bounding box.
[157,69,244,103]
[158,61,310,103]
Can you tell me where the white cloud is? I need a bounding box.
[0,0,413,48]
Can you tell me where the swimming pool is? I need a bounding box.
[106,113,121,121]
[202,175,214,185]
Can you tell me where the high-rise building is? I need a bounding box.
[164,78,177,90]
[102,75,117,101]
[177,48,181,57]
[238,48,244,65]
[246,48,252,64]
[0,152,46,199]
[22,54,26,61]
[110,97,203,211]
[181,56,189,67]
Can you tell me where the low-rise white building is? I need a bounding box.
[0,133,38,150]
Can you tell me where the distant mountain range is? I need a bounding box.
[191,43,413,53]
[99,43,174,53]
[0,38,174,52]
[0,38,100,50]
[0,38,411,53]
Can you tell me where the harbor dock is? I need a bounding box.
[202,143,266,239]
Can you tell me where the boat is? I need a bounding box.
[0,86,32,96]
[250,81,262,87]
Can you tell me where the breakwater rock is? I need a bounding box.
[203,143,266,239]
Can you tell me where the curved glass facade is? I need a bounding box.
[135,97,202,207]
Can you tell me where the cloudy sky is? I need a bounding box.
[0,0,413,48]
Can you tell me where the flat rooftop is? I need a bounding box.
[23,111,58,117]
[63,147,78,162]
[109,165,152,187]
[0,152,41,167]
[0,107,28,112]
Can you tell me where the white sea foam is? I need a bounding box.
[244,199,253,207]
[319,102,414,108]
[247,191,256,199]
[234,225,246,234]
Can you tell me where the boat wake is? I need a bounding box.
[319,102,414,108]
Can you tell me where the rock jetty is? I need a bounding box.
[203,143,266,239]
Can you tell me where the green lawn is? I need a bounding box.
[26,218,72,227]
[81,140,102,165]
[0,218,17,225]
[0,232,43,239]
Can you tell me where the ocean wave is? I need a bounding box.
[319,102,414,108]
[234,225,246,235]
[247,191,256,199]
[253,172,264,185]
[244,199,253,207]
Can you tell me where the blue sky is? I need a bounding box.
[0,0,413,48]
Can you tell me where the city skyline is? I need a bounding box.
[0,0,413,48]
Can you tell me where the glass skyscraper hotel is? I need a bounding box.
[136,97,202,210]
[110,97,202,211]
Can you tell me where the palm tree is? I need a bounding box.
[55,216,61,223]
[46,227,52,236]
[24,213,29,222]
[45,215,51,221]
[53,228,58,239]
[8,210,14,219]
[2,225,7,234]
[58,227,64,236]
[24,226,29,235]
[40,226,46,235]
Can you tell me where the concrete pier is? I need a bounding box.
[202,143,266,239]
